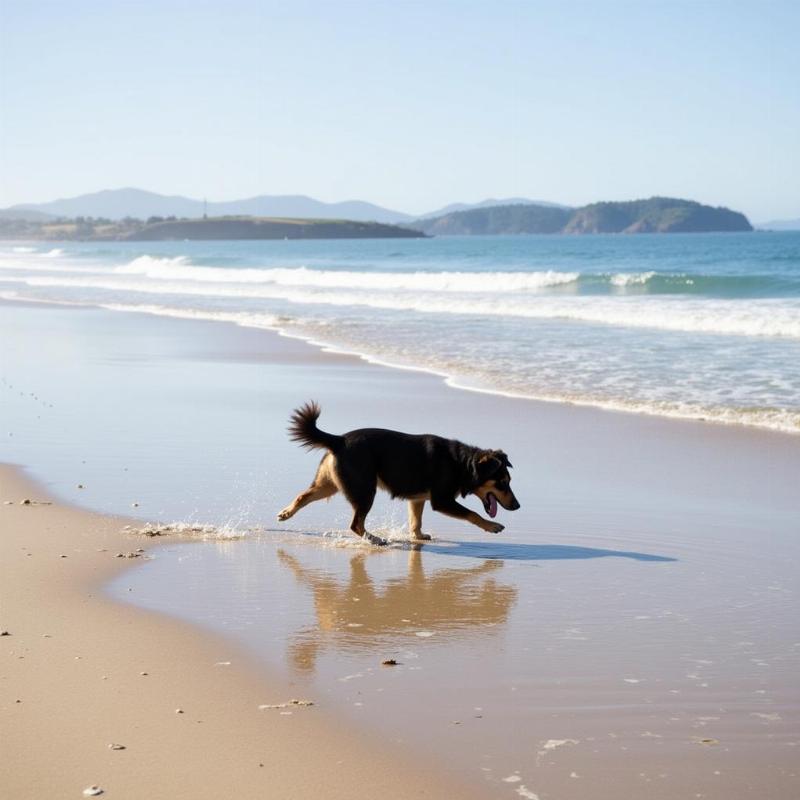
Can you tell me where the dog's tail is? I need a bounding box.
[288,401,343,452]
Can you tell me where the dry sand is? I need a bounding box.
[0,464,485,799]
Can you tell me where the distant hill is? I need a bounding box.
[755,218,800,231]
[417,197,570,219]
[4,188,414,224]
[411,198,752,235]
[6,189,200,221]
[0,207,56,222]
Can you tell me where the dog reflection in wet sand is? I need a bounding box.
[278,549,517,672]
[278,402,520,546]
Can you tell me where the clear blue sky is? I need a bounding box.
[1,0,797,220]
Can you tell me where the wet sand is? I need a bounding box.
[2,298,799,798]
[0,464,486,799]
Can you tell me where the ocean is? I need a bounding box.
[1,231,799,433]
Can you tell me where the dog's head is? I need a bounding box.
[470,450,520,518]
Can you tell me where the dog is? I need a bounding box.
[277,401,520,545]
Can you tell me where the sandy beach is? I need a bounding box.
[2,298,799,799]
[0,463,488,799]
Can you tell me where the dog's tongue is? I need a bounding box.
[487,493,498,518]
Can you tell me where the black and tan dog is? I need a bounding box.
[277,401,520,545]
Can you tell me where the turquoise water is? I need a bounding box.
[1,232,799,432]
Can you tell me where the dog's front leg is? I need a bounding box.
[408,500,431,541]
[430,497,504,534]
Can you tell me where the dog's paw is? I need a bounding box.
[412,532,432,542]
[277,508,293,521]
[485,522,505,534]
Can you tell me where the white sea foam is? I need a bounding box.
[0,258,103,275]
[69,300,800,435]
[41,248,64,258]
[12,246,36,253]
[132,521,250,540]
[443,375,800,434]
[114,254,193,274]
[610,271,656,286]
[99,302,282,330]
[8,255,800,339]
[115,257,580,292]
[18,273,800,339]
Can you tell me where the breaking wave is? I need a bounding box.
[115,256,581,292]
[107,256,800,296]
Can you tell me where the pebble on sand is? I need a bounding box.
[108,743,126,750]
[258,699,314,710]
[83,787,104,797]
[0,631,10,636]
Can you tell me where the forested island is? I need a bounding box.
[410,197,753,235]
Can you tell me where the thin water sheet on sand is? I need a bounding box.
[0,466,484,800]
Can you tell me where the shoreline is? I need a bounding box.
[1,294,798,437]
[0,463,486,799]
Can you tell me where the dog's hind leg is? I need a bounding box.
[349,494,386,545]
[277,454,339,521]
[343,481,385,546]
[408,500,431,541]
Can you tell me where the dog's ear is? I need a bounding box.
[475,452,502,482]
[495,450,513,469]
